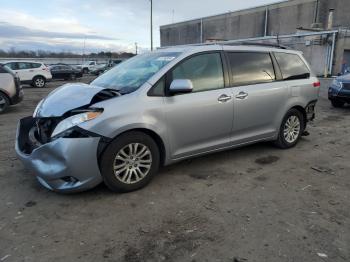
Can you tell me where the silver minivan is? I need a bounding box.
[16,44,320,193]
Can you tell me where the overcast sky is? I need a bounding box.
[0,0,279,54]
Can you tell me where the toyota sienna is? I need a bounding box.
[15,44,320,193]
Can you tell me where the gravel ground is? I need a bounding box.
[0,77,349,262]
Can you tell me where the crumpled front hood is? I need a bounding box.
[35,83,110,117]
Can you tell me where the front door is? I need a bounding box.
[163,52,234,159]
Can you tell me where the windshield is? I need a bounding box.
[91,51,180,94]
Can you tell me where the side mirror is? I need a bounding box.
[169,79,193,94]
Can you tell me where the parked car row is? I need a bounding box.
[0,58,125,114]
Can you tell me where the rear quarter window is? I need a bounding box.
[31,63,42,68]
[274,53,310,80]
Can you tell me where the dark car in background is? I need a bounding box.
[49,64,83,80]
[328,74,350,107]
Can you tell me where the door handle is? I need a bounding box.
[218,94,232,103]
[236,92,248,99]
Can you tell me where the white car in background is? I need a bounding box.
[3,61,52,88]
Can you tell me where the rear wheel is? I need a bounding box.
[100,131,160,192]
[32,76,46,88]
[274,109,304,149]
[83,68,89,74]
[331,99,345,108]
[70,73,76,80]
[0,93,9,114]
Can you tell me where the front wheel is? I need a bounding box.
[100,131,160,192]
[32,76,46,88]
[274,109,304,149]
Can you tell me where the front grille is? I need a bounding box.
[342,83,350,90]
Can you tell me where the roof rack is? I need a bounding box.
[221,41,290,49]
[158,40,290,50]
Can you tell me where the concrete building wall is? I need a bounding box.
[317,0,350,29]
[267,1,315,35]
[160,0,350,46]
[202,10,266,41]
[160,20,202,46]
[160,0,320,46]
[159,0,350,76]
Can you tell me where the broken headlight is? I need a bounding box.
[51,111,102,138]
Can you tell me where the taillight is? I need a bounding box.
[313,81,321,87]
[42,67,49,72]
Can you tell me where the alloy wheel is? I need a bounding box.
[283,115,301,143]
[113,143,152,184]
[35,78,45,88]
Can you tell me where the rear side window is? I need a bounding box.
[227,52,276,86]
[172,53,224,93]
[30,63,41,68]
[274,53,310,80]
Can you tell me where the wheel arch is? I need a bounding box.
[32,75,47,81]
[99,127,167,167]
[290,105,307,128]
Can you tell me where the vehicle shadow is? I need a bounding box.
[63,140,290,198]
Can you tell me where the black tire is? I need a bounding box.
[274,109,304,149]
[32,76,46,88]
[70,73,76,80]
[331,99,345,108]
[83,68,89,74]
[0,92,10,114]
[100,131,160,193]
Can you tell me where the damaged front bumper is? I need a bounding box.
[15,116,104,193]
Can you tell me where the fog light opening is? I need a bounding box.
[61,176,79,183]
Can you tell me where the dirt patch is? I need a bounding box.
[321,115,345,122]
[255,155,280,165]
[123,216,220,262]
[24,201,37,207]
[189,169,235,180]
[254,175,268,182]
